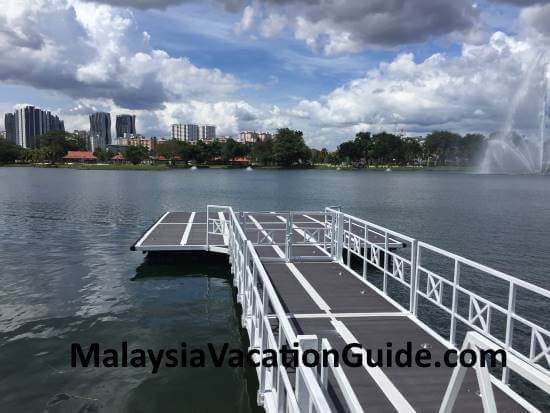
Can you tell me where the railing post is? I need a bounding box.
[276,325,286,411]
[286,212,293,262]
[409,239,418,313]
[206,206,210,248]
[295,335,319,412]
[258,288,271,403]
[412,243,422,315]
[502,281,516,383]
[383,232,389,294]
[449,259,460,346]
[337,212,344,263]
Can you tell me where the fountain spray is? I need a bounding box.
[541,63,548,174]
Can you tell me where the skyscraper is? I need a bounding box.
[115,114,136,139]
[89,112,111,148]
[4,113,15,143]
[171,123,199,143]
[199,124,216,141]
[12,106,64,148]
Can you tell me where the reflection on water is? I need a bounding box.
[0,167,549,411]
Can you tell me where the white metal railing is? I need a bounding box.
[325,207,417,312]
[440,331,550,413]
[205,205,550,411]
[207,205,362,412]
[414,241,550,384]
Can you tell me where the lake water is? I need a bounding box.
[0,167,549,412]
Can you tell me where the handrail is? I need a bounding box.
[418,241,550,297]
[440,331,550,413]
[207,205,349,412]
[206,204,550,412]
[246,241,333,411]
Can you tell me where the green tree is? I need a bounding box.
[337,141,359,163]
[29,148,48,163]
[221,138,245,162]
[94,147,114,162]
[37,131,73,163]
[0,138,24,164]
[460,133,486,165]
[424,131,462,165]
[193,141,210,164]
[353,131,372,161]
[251,139,274,166]
[156,139,186,164]
[272,128,310,167]
[402,138,423,164]
[124,145,149,165]
[370,132,404,164]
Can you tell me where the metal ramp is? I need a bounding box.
[132,205,550,412]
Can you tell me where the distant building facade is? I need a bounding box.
[4,113,16,143]
[171,123,199,143]
[239,131,258,143]
[73,130,88,139]
[115,114,136,139]
[107,144,129,154]
[11,106,65,148]
[89,112,111,149]
[258,132,272,141]
[119,134,155,151]
[199,124,216,142]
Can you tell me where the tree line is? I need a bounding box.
[331,131,486,167]
[0,128,487,167]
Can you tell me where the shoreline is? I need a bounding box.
[0,163,475,172]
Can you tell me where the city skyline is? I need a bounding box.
[4,105,65,149]
[0,1,549,150]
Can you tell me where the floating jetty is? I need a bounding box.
[132,206,550,412]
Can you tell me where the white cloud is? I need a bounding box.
[519,3,550,38]
[234,4,255,34]
[284,31,548,148]
[260,12,286,38]
[0,0,243,111]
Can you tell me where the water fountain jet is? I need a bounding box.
[480,55,549,174]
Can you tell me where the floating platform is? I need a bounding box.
[132,206,550,413]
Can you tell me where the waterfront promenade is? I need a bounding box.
[133,206,550,412]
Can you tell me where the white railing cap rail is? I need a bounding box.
[245,242,333,412]
[208,204,334,412]
[418,241,550,298]
[326,207,415,243]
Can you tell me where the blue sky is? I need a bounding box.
[1,0,548,149]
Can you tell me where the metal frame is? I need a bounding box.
[211,205,363,412]
[203,205,550,411]
[440,331,550,413]
[414,241,550,383]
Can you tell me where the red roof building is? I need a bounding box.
[111,154,125,163]
[63,151,97,163]
[231,156,251,165]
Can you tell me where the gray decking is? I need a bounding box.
[132,211,225,250]
[132,211,527,412]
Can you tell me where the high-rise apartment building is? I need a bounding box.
[115,114,136,139]
[199,124,216,142]
[171,123,199,143]
[4,113,16,143]
[239,131,258,143]
[12,106,64,148]
[258,132,272,141]
[119,134,155,151]
[89,112,112,148]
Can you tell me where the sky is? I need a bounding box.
[0,0,549,149]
